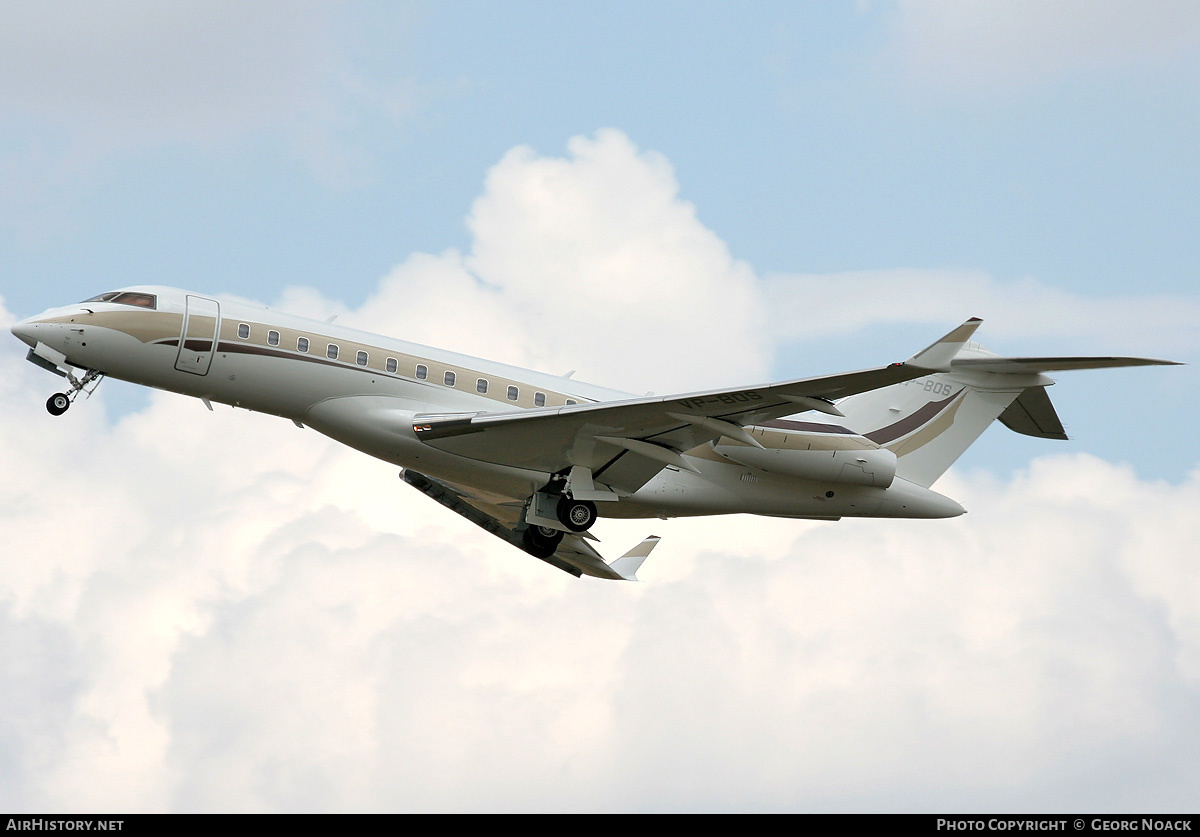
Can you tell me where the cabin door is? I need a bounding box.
[175,295,221,376]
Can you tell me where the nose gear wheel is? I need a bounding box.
[46,393,71,415]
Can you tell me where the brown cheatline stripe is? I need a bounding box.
[157,338,381,374]
[888,396,966,459]
[864,389,965,444]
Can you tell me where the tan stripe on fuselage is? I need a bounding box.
[42,310,184,344]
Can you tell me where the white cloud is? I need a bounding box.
[348,129,771,394]
[885,0,1200,100]
[3,133,1199,812]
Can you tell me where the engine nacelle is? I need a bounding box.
[713,443,897,488]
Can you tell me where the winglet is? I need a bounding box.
[907,318,983,371]
[608,536,661,582]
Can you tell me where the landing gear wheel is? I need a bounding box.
[556,496,597,532]
[522,525,564,558]
[46,393,70,416]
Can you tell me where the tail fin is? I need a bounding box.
[836,338,1178,487]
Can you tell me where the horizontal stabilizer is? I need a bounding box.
[958,353,1180,440]
[998,387,1068,440]
[952,355,1181,374]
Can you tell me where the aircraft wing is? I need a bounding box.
[413,319,983,493]
[400,469,659,580]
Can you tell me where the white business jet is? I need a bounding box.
[11,287,1176,580]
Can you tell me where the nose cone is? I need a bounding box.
[10,317,38,349]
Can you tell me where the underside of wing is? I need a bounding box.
[412,319,984,493]
[400,469,659,580]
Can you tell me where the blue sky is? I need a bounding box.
[4,0,1196,476]
[6,1,1197,304]
[2,1,1199,813]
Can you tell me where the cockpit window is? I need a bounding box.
[115,292,157,308]
[82,291,157,309]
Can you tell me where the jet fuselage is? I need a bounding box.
[10,286,965,523]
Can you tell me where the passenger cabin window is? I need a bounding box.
[327,344,339,360]
[237,323,250,339]
[82,291,158,309]
[415,364,428,380]
[297,337,310,353]
[534,392,546,407]
[565,399,577,405]
[476,378,488,394]
[267,330,280,347]
[507,386,519,401]
[386,358,397,373]
[444,370,456,387]
[357,350,369,366]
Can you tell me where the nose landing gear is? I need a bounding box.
[43,368,104,416]
[46,393,71,416]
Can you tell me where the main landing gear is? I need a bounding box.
[521,524,564,559]
[44,368,104,416]
[556,495,597,533]
[519,488,600,558]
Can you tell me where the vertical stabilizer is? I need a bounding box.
[837,350,1027,487]
[835,340,1176,488]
